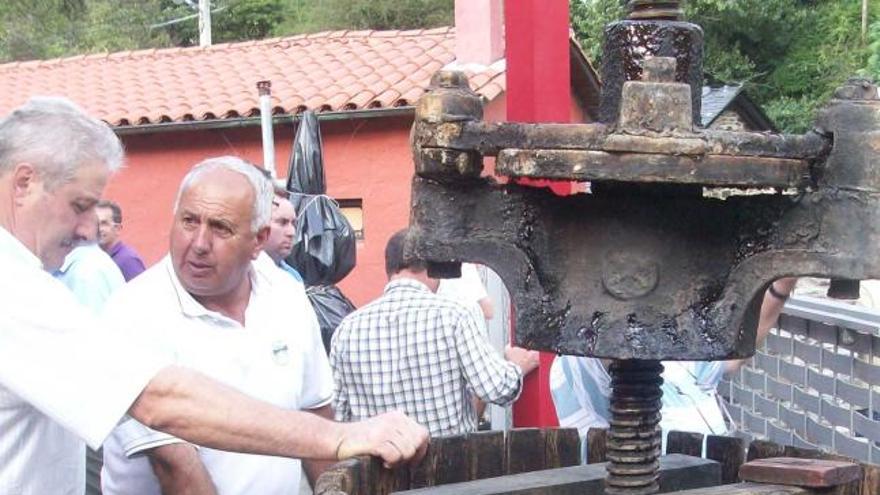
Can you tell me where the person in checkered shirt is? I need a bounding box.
[330,229,540,436]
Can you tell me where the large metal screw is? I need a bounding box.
[606,359,664,495]
[628,0,683,20]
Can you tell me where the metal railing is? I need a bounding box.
[721,295,880,463]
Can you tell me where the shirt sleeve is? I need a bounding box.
[112,416,187,457]
[0,269,167,449]
[118,252,146,281]
[329,330,352,422]
[56,248,125,315]
[690,361,726,392]
[453,307,522,405]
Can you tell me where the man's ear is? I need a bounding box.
[252,225,270,259]
[12,163,38,202]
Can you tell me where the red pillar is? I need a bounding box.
[504,0,571,427]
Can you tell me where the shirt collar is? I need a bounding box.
[384,277,433,294]
[0,225,43,270]
[163,255,259,322]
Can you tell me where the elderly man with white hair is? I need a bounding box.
[101,156,339,495]
[0,98,428,495]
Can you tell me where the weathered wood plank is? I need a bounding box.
[315,458,363,495]
[544,428,580,468]
[671,482,813,494]
[586,427,607,464]
[367,456,411,495]
[393,454,720,495]
[667,430,704,457]
[468,430,505,481]
[409,443,438,489]
[505,428,545,475]
[782,445,854,463]
[747,439,786,462]
[739,457,861,488]
[432,435,470,485]
[707,435,746,484]
[409,435,472,488]
[860,463,880,495]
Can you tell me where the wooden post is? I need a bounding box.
[505,428,546,474]
[468,431,506,481]
[544,427,581,467]
[668,430,705,458]
[707,435,746,484]
[586,427,608,464]
[747,439,786,462]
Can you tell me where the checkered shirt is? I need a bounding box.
[330,278,522,436]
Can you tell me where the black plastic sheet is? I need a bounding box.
[285,111,357,286]
[307,285,356,354]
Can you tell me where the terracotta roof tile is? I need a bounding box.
[0,26,509,127]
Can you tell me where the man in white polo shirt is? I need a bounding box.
[102,156,337,494]
[0,98,427,495]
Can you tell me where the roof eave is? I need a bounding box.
[112,106,416,135]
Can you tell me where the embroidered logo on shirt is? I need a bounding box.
[272,341,291,366]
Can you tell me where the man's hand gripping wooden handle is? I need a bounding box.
[334,410,430,468]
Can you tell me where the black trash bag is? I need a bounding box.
[285,111,357,286]
[307,285,356,354]
[287,111,325,208]
[287,195,357,285]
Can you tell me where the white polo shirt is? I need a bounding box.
[0,227,166,495]
[101,254,333,495]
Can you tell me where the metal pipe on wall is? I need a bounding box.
[257,80,276,178]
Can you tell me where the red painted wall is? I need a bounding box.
[106,91,588,307]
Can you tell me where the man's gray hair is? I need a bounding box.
[174,156,274,233]
[0,97,124,189]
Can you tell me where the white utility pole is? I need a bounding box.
[199,0,212,47]
[863,0,869,44]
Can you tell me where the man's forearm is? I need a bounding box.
[148,443,217,495]
[302,404,338,487]
[130,366,344,460]
[724,278,797,375]
[472,395,487,419]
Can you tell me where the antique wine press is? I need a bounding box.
[406,1,880,494]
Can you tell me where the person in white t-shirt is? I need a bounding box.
[437,262,494,319]
[0,98,427,495]
[102,157,337,495]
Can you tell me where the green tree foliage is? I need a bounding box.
[274,0,453,34]
[571,0,874,133]
[0,0,454,61]
[570,0,624,62]
[159,0,285,46]
[866,18,880,77]
[0,0,171,62]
